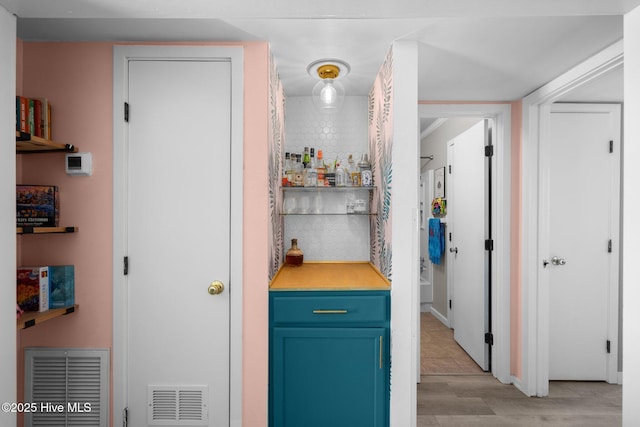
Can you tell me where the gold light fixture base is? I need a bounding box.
[317,64,340,80]
[307,59,350,80]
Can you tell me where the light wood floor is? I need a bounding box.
[418,312,622,426]
[420,312,484,375]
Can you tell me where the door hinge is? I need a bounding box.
[123,407,128,427]
[449,299,452,310]
[448,165,452,174]
[609,140,613,153]
[124,102,129,122]
[607,340,611,354]
[608,239,612,253]
[124,256,129,276]
[485,239,494,251]
[485,332,494,346]
[449,232,452,242]
[485,145,494,157]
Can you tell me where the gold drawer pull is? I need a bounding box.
[312,309,348,314]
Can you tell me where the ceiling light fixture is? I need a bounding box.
[307,59,350,112]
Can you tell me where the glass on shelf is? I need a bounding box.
[281,186,376,215]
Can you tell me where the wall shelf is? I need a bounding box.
[280,212,376,216]
[281,186,376,192]
[17,305,78,330]
[17,226,78,235]
[16,131,77,154]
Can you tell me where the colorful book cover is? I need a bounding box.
[28,98,35,135]
[16,267,49,312]
[40,98,49,139]
[19,96,28,133]
[34,99,42,137]
[16,185,59,228]
[48,265,74,309]
[15,96,19,131]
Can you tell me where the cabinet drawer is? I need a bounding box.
[271,293,389,325]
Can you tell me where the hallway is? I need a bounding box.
[421,312,484,375]
[418,313,622,426]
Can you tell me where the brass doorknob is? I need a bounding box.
[208,281,224,295]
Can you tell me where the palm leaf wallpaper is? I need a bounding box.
[369,48,393,280]
[268,54,285,280]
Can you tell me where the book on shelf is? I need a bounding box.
[16,185,60,228]
[17,267,49,312]
[16,96,51,139]
[17,265,75,313]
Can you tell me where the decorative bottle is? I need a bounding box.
[285,238,304,266]
[316,150,326,187]
[304,148,317,187]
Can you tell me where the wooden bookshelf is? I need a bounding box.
[17,305,78,330]
[16,131,77,153]
[17,226,78,235]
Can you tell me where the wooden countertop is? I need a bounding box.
[269,261,391,291]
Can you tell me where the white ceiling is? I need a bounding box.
[1,0,635,104]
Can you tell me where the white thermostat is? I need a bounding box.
[65,152,93,176]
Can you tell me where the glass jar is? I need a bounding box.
[285,238,304,266]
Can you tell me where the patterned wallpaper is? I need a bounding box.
[268,49,393,279]
[368,49,393,280]
[268,54,285,280]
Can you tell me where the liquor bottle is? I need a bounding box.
[285,238,304,266]
[316,150,326,187]
[347,154,359,186]
[294,154,304,186]
[304,148,317,187]
[302,147,310,168]
[282,152,292,186]
[359,153,372,187]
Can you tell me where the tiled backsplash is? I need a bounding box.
[285,96,369,169]
[283,96,370,261]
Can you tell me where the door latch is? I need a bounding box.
[543,256,566,268]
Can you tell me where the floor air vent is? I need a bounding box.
[148,385,208,425]
[24,348,109,427]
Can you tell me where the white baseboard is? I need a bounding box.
[420,303,432,313]
[430,307,449,328]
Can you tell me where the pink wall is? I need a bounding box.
[17,43,115,427]
[17,41,270,427]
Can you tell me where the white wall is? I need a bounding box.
[390,40,419,427]
[623,7,640,426]
[0,6,16,426]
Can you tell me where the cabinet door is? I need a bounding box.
[272,327,388,427]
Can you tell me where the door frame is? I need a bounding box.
[521,40,623,397]
[418,103,512,384]
[112,45,244,426]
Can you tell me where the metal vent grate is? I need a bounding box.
[24,348,109,427]
[148,386,208,425]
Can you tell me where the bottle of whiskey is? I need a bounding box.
[316,150,326,187]
[285,238,304,266]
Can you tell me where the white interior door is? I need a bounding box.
[126,59,231,425]
[547,103,620,381]
[448,120,488,371]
